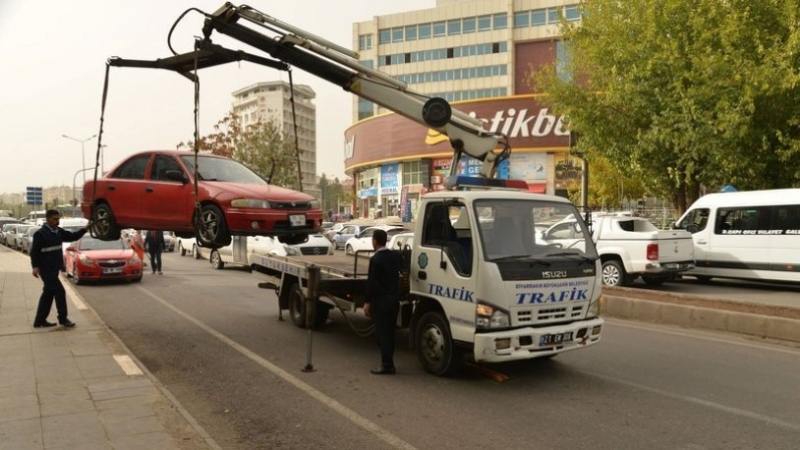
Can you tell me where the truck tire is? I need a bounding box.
[415,311,461,376]
[210,250,225,270]
[288,283,329,328]
[601,260,626,286]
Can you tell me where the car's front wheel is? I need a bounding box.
[194,204,231,249]
[345,244,354,255]
[91,203,121,241]
[210,249,225,270]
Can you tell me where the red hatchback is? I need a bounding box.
[64,236,143,284]
[81,151,322,248]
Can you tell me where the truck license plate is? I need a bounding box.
[103,267,123,274]
[289,214,306,227]
[539,332,573,346]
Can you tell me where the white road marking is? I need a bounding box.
[113,354,144,376]
[61,273,88,310]
[592,372,800,433]
[607,318,800,355]
[135,285,417,450]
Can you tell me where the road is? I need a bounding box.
[73,252,800,449]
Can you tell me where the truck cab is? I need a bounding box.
[408,180,603,375]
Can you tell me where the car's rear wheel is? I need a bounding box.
[346,244,354,255]
[601,260,626,286]
[179,243,186,256]
[192,245,201,259]
[194,204,231,249]
[210,249,225,270]
[91,203,121,241]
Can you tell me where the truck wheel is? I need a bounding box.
[641,275,666,286]
[288,284,329,328]
[289,283,307,328]
[415,311,461,376]
[601,260,626,286]
[210,250,224,269]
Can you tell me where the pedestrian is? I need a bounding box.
[363,229,403,375]
[30,209,91,328]
[144,230,166,274]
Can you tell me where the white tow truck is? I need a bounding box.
[109,3,605,375]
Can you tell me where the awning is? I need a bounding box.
[528,184,546,194]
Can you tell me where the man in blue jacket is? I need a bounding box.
[363,229,403,374]
[30,210,91,328]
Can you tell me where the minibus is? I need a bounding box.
[674,188,799,283]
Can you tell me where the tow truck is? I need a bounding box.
[104,3,604,375]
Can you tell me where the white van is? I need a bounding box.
[27,210,47,225]
[674,188,800,283]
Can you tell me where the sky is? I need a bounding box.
[0,0,434,194]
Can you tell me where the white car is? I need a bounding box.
[291,233,334,256]
[387,231,414,250]
[176,236,201,259]
[344,225,409,255]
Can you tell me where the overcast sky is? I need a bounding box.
[0,0,434,194]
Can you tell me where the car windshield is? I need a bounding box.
[180,155,266,184]
[78,237,129,251]
[475,199,598,261]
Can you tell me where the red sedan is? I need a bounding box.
[64,236,143,284]
[81,151,322,248]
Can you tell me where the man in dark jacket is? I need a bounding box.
[30,210,90,328]
[144,230,166,274]
[364,229,403,374]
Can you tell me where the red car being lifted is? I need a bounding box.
[82,151,322,248]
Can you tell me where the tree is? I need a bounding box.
[235,120,299,189]
[533,0,800,214]
[177,111,244,158]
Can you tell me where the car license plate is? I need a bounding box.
[289,214,306,227]
[103,267,123,274]
[539,332,573,346]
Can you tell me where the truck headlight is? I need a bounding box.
[476,302,510,330]
[231,199,273,209]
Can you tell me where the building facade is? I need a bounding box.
[347,0,581,219]
[232,81,320,198]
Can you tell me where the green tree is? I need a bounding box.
[177,111,243,158]
[534,0,800,214]
[235,120,299,189]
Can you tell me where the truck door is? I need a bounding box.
[416,201,477,342]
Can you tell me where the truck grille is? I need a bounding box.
[515,305,584,325]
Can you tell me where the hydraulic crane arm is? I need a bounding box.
[200,3,508,178]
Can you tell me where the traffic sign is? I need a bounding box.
[26,186,43,206]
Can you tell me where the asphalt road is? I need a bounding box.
[73,252,800,450]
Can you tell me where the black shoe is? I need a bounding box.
[33,321,57,328]
[60,320,76,328]
[370,367,396,375]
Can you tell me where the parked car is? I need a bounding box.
[387,231,414,250]
[82,150,323,249]
[291,232,334,255]
[20,227,38,253]
[176,236,201,259]
[64,235,143,284]
[344,225,409,255]
[323,222,349,243]
[198,236,288,269]
[6,224,36,250]
[1,222,20,246]
[162,231,176,252]
[331,224,370,250]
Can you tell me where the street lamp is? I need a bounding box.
[73,167,94,208]
[62,133,97,184]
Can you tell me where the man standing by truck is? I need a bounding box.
[364,229,402,375]
[30,209,90,328]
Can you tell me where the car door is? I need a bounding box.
[142,154,194,228]
[104,154,150,226]
[352,227,376,253]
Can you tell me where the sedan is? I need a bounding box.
[20,227,38,253]
[291,232,334,255]
[6,224,36,250]
[82,150,323,249]
[331,224,370,250]
[64,236,143,284]
[344,225,409,255]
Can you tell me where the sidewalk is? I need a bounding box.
[0,246,219,450]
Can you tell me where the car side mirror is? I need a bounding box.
[165,170,188,184]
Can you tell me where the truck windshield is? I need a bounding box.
[475,200,598,261]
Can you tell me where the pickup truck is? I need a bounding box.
[538,215,694,286]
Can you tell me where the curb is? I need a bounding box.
[600,292,800,344]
